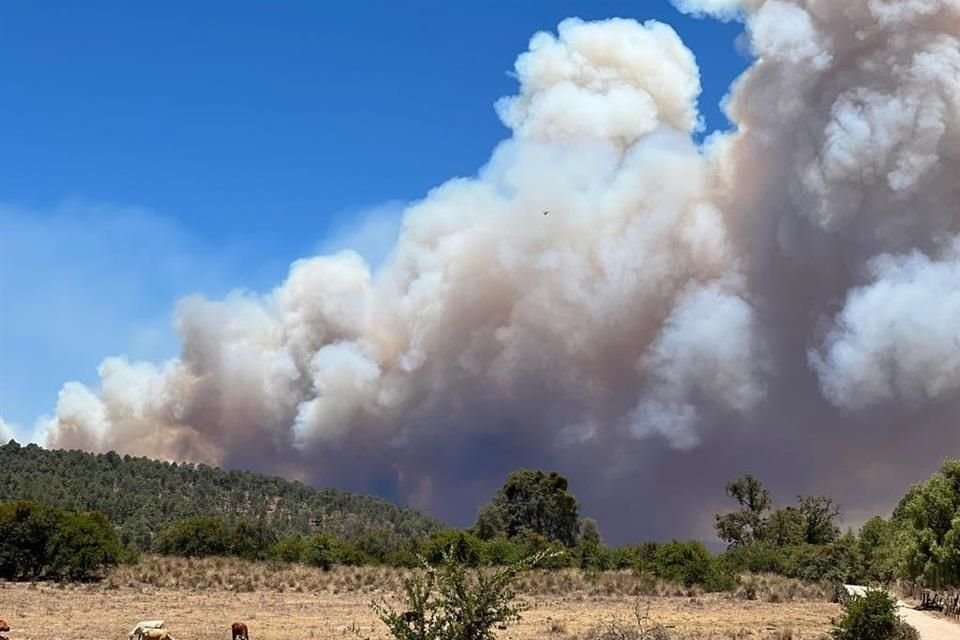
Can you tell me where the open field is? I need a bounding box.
[0,559,840,640]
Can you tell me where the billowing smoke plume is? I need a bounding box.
[35,2,960,541]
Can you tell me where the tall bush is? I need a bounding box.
[0,500,123,580]
[368,546,556,640]
[831,590,918,640]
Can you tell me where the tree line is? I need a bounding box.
[0,500,128,580]
[714,460,960,589]
[0,440,440,555]
[3,436,959,590]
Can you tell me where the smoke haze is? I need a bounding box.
[31,0,960,542]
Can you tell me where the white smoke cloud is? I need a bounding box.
[671,0,747,21]
[812,238,960,410]
[31,2,960,538]
[43,17,759,463]
[629,283,765,449]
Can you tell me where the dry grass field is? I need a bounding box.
[0,558,839,640]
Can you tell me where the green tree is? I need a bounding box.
[0,501,60,578]
[715,475,772,547]
[576,518,609,570]
[766,507,806,547]
[231,520,278,561]
[270,534,308,563]
[474,470,580,547]
[858,517,898,583]
[652,541,735,590]
[610,542,660,573]
[304,533,339,570]
[896,459,960,587]
[798,496,842,545]
[421,530,485,567]
[46,511,123,580]
[482,537,522,566]
[0,500,125,581]
[158,516,233,557]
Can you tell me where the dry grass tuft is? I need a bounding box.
[99,558,832,604]
[104,555,412,594]
[734,574,831,603]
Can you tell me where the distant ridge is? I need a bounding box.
[0,440,443,551]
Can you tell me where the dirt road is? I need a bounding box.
[898,601,960,640]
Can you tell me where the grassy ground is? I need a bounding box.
[0,558,839,640]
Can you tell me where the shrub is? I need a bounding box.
[830,589,916,640]
[231,520,278,561]
[421,529,486,567]
[270,534,308,563]
[367,546,557,640]
[723,542,789,575]
[652,541,736,591]
[515,531,571,569]
[483,537,522,566]
[158,516,233,557]
[0,500,123,580]
[303,533,338,570]
[46,511,124,580]
[610,543,659,573]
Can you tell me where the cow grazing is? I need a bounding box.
[140,630,175,640]
[0,619,9,632]
[129,620,165,640]
[231,622,249,640]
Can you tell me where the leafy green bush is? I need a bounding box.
[158,516,233,557]
[367,546,556,640]
[482,537,522,566]
[231,520,278,561]
[610,543,660,573]
[723,542,789,575]
[831,590,916,640]
[421,529,487,566]
[46,511,124,580]
[270,533,308,563]
[0,500,123,580]
[304,533,339,570]
[651,541,736,591]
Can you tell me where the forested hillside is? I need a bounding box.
[0,440,441,551]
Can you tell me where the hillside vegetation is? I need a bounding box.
[0,440,441,552]
[3,437,959,597]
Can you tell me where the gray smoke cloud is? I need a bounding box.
[33,2,960,542]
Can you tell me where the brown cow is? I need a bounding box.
[0,618,9,640]
[231,622,249,640]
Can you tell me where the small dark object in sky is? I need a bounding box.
[543,210,549,215]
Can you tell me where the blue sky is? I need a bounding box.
[0,1,747,440]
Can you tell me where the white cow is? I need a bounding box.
[129,620,165,640]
